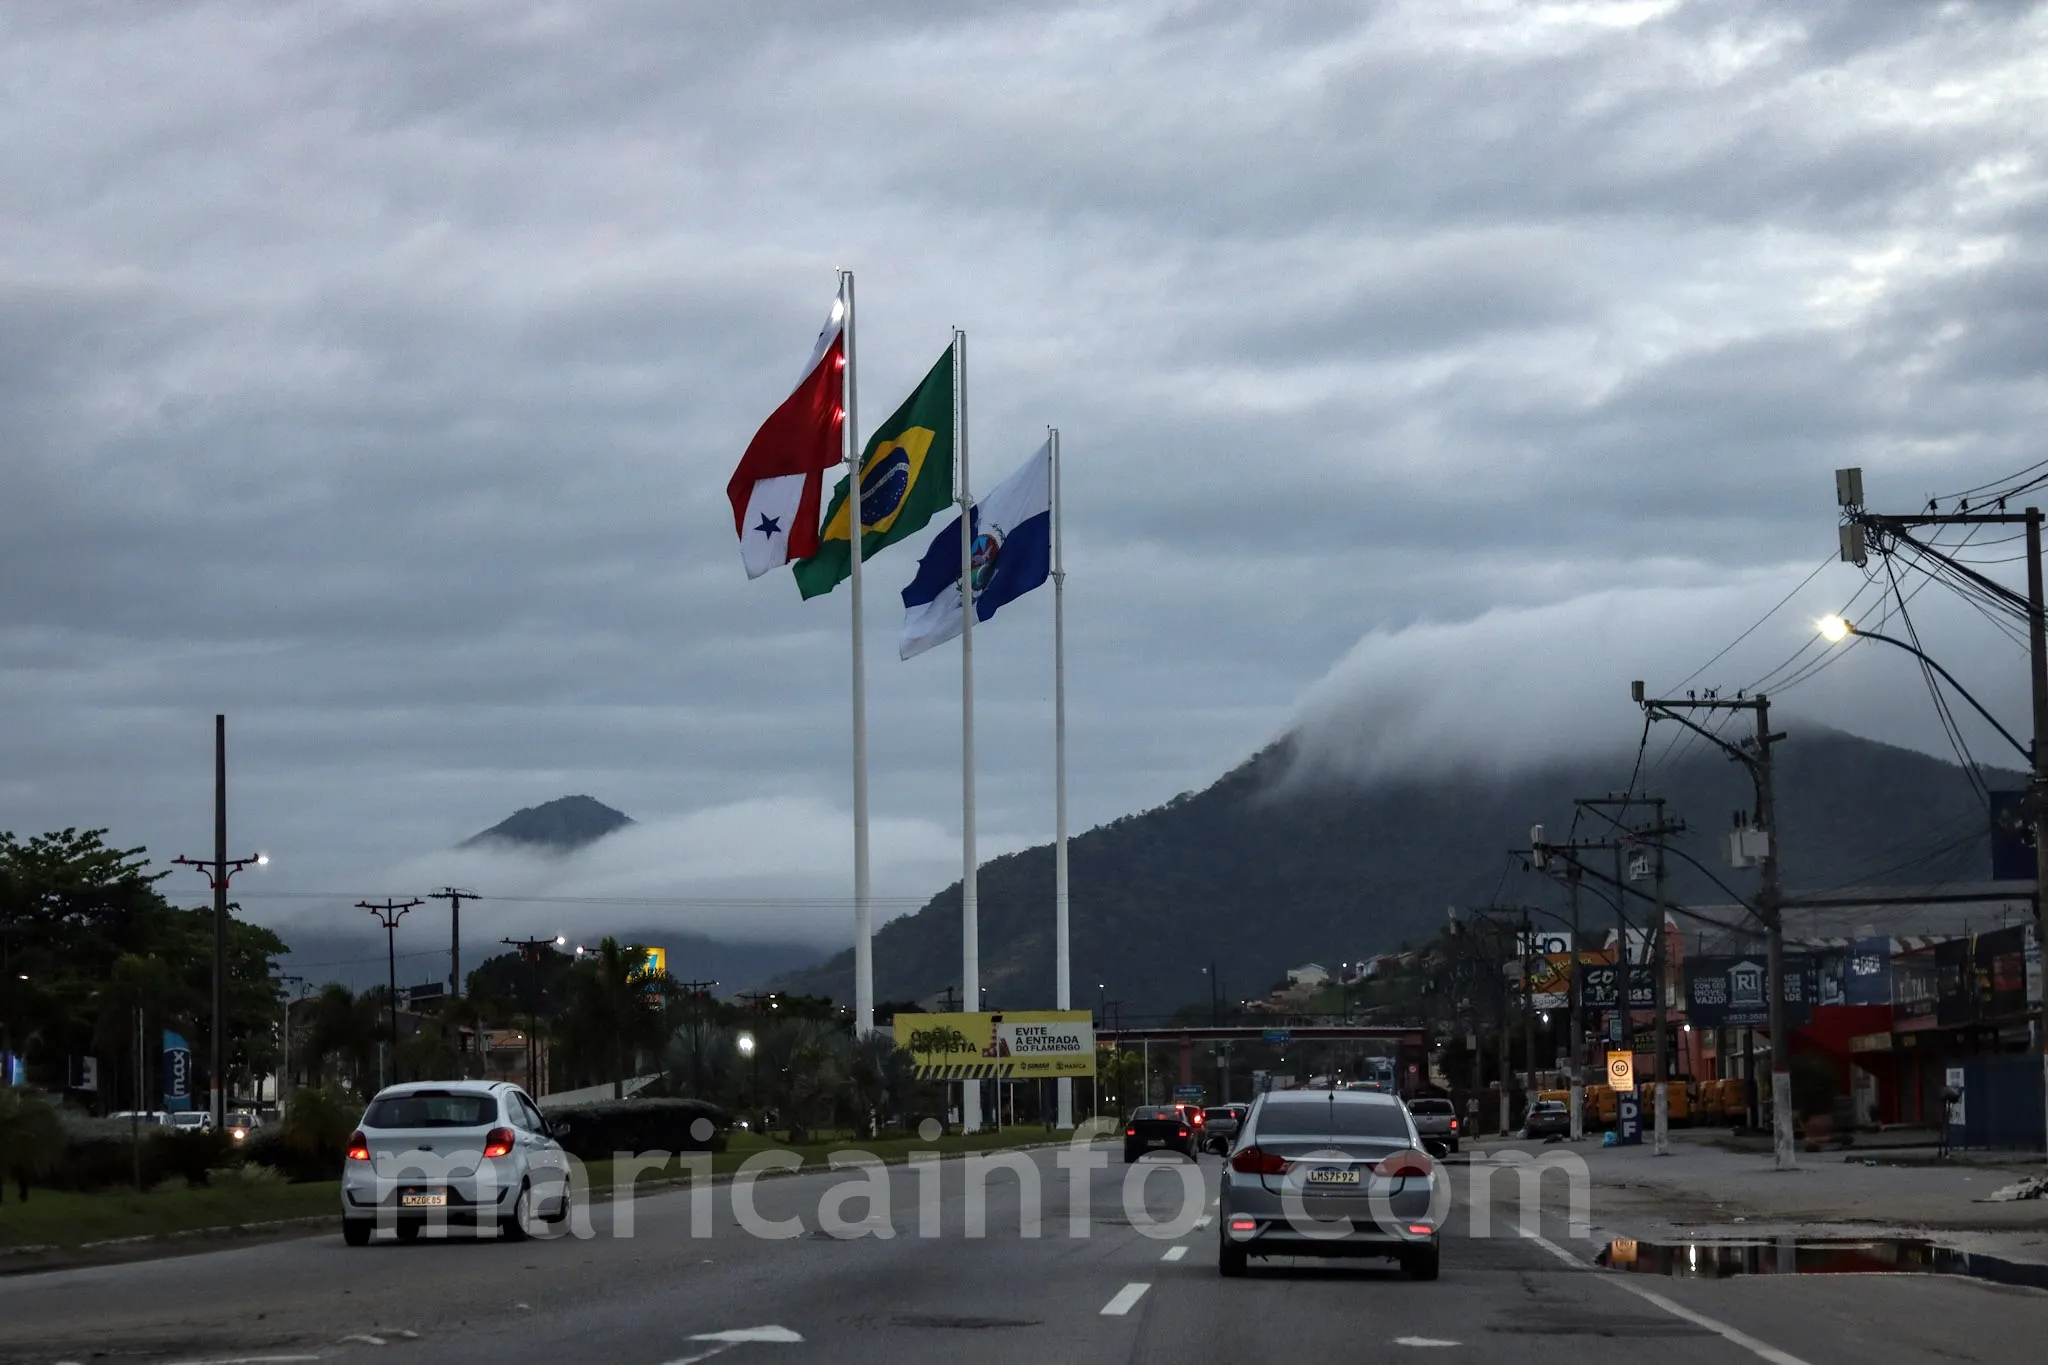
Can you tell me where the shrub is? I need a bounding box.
[209,1162,286,1186]
[150,1130,232,1187]
[282,1086,360,1170]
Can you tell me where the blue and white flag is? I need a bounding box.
[899,439,1052,660]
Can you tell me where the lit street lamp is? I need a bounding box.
[737,1030,759,1124]
[1818,615,2029,760]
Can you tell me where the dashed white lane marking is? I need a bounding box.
[339,1336,387,1347]
[1161,1245,1189,1262]
[1394,1339,1460,1348]
[1100,1282,1152,1316]
[168,1357,321,1364]
[1192,1214,1212,1229]
[1521,1232,1813,1365]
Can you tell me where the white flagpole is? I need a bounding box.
[956,327,982,1134]
[843,270,873,1038]
[1052,425,1073,1131]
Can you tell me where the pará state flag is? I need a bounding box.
[727,292,845,579]
[793,343,957,600]
[899,438,1052,660]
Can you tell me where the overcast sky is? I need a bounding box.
[6,1,2048,971]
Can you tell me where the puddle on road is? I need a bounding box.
[1596,1237,2048,1291]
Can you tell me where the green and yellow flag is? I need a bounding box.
[793,343,956,600]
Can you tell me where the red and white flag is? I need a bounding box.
[728,290,847,578]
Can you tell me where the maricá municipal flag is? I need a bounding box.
[793,343,956,600]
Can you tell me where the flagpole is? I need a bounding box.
[843,270,874,1039]
[956,327,982,1134]
[1052,425,1073,1131]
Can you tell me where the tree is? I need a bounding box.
[300,984,381,1097]
[553,938,675,1098]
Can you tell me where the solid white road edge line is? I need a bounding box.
[1520,1232,1814,1365]
[1100,1283,1152,1316]
[1162,1245,1189,1261]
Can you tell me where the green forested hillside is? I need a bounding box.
[770,727,2010,1016]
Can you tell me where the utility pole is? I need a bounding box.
[171,715,265,1129]
[360,900,421,1085]
[502,936,559,1094]
[677,978,719,1097]
[1574,794,1683,1156]
[1840,471,2048,1168]
[276,973,305,1106]
[1633,685,1792,1169]
[428,888,476,1001]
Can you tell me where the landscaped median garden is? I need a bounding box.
[0,1087,1112,1257]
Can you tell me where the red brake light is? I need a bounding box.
[1230,1145,1291,1176]
[1449,1118,1458,1131]
[1178,1127,1189,1138]
[1125,1127,1137,1136]
[346,1130,370,1162]
[482,1127,516,1159]
[1408,1223,1434,1235]
[1376,1150,1434,1178]
[1192,1111,1205,1124]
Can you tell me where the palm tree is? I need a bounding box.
[555,939,675,1098]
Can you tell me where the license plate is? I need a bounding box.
[399,1190,447,1208]
[1146,1138,1164,1147]
[1304,1167,1360,1186]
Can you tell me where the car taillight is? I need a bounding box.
[1449,1118,1458,1131]
[1407,1223,1434,1235]
[1376,1150,1434,1178]
[1125,1127,1137,1136]
[1230,1145,1290,1175]
[482,1127,516,1159]
[1177,1127,1189,1138]
[346,1130,370,1162]
[1191,1111,1205,1124]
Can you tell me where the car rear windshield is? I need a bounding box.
[1257,1098,1412,1140]
[364,1091,498,1129]
[1133,1107,1179,1121]
[1408,1100,1454,1114]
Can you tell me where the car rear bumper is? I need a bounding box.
[341,1171,518,1222]
[1220,1217,1436,1258]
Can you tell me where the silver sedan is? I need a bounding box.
[1217,1089,1445,1279]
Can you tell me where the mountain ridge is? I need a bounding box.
[770,725,2014,1014]
[459,795,634,852]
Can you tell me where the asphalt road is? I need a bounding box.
[1,1142,2042,1365]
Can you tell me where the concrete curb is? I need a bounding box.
[0,1135,1117,1276]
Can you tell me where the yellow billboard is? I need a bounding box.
[894,1010,1096,1079]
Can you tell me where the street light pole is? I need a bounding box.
[359,900,421,1086]
[171,713,265,1130]
[276,974,304,1107]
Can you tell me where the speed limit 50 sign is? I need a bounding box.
[1606,1050,1636,1092]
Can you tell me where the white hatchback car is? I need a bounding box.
[341,1081,573,1245]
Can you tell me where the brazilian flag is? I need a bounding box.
[794,342,957,600]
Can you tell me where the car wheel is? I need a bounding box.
[1219,1238,1248,1277]
[342,1219,372,1247]
[498,1182,534,1243]
[1448,1140,1459,1155]
[1402,1242,1441,1281]
[542,1188,572,1225]
[395,1220,422,1244]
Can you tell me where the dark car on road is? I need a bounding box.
[1202,1103,1248,1154]
[1124,1105,1198,1162]
[1524,1098,1570,1139]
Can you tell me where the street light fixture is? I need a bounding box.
[736,1030,759,1124]
[1818,615,2029,760]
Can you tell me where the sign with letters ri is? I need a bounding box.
[893,1010,1095,1080]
